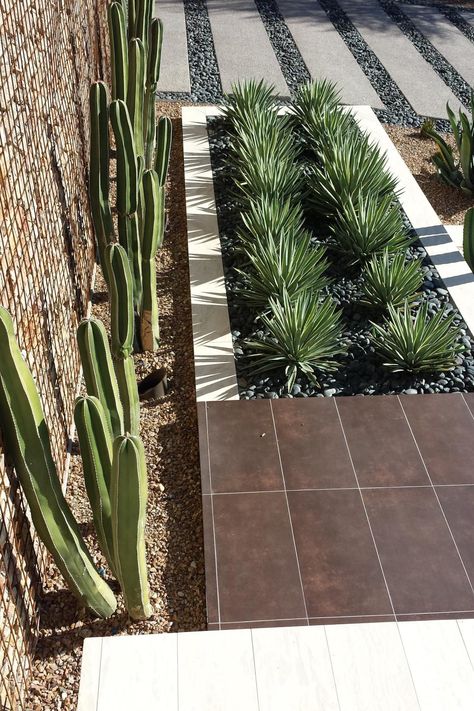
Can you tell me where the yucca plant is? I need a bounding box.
[232,111,296,167]
[360,250,423,309]
[246,291,345,391]
[289,79,341,128]
[307,133,399,219]
[238,157,303,205]
[371,301,464,373]
[237,232,330,308]
[222,78,276,130]
[330,194,410,264]
[238,197,305,245]
[422,95,474,195]
[303,106,358,157]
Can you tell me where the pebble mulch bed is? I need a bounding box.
[25,102,206,711]
[208,116,474,400]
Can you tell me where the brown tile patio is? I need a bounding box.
[198,394,474,629]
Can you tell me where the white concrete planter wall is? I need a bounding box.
[182,105,474,402]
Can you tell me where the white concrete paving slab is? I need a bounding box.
[338,0,462,117]
[403,5,474,91]
[154,0,190,92]
[206,0,288,95]
[277,0,384,108]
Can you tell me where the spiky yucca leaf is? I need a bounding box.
[222,79,276,130]
[330,194,410,264]
[238,197,305,245]
[232,111,295,167]
[246,292,345,391]
[238,232,329,308]
[371,301,464,373]
[289,79,341,128]
[360,250,423,309]
[303,107,359,156]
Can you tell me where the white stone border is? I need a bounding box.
[182,105,474,402]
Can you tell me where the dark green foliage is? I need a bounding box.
[360,250,423,309]
[222,79,276,130]
[463,206,474,272]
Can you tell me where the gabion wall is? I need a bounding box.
[0,0,107,706]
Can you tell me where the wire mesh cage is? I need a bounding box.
[0,0,107,706]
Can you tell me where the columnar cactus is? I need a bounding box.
[74,396,116,575]
[89,82,113,274]
[108,2,129,102]
[106,243,140,435]
[155,116,172,187]
[140,169,164,351]
[127,38,146,158]
[111,433,152,620]
[77,318,124,439]
[464,206,474,272]
[0,307,117,618]
[144,18,163,168]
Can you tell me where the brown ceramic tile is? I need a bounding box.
[201,495,219,624]
[207,400,283,492]
[218,619,308,630]
[309,615,395,626]
[207,623,220,631]
[337,396,428,487]
[400,393,474,484]
[272,398,356,489]
[197,402,210,495]
[397,611,474,622]
[437,485,474,588]
[287,490,392,618]
[462,393,474,419]
[213,492,306,623]
[364,487,474,614]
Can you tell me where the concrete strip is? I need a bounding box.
[182,106,239,401]
[351,105,474,338]
[338,0,462,117]
[277,0,384,108]
[403,5,474,91]
[206,0,288,95]
[154,0,190,92]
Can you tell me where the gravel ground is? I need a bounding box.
[208,117,474,400]
[25,102,206,711]
[384,124,474,224]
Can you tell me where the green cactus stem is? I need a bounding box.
[155,116,172,187]
[127,38,146,158]
[143,18,163,168]
[140,169,164,351]
[106,244,140,435]
[0,307,117,618]
[77,318,124,439]
[74,396,116,575]
[89,82,113,274]
[108,2,129,102]
[463,206,474,272]
[110,99,138,218]
[111,434,151,620]
[134,0,152,45]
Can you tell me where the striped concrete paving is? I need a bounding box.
[337,0,462,117]
[403,5,474,90]
[277,0,384,108]
[154,0,190,92]
[206,0,288,95]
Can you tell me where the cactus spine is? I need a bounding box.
[464,206,474,272]
[77,318,124,439]
[140,169,164,351]
[0,307,117,618]
[106,243,140,435]
[89,82,113,274]
[74,396,116,575]
[111,434,151,620]
[108,2,129,102]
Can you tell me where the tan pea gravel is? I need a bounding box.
[25,101,206,711]
[384,123,474,225]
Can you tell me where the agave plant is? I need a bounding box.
[246,291,345,391]
[289,79,341,129]
[360,250,423,309]
[307,132,399,219]
[238,197,305,245]
[303,106,358,157]
[422,94,474,195]
[232,110,295,167]
[371,301,464,373]
[237,232,330,308]
[330,194,410,264]
[237,151,302,204]
[222,78,277,130]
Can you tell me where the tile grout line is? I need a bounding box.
[249,630,262,711]
[333,398,423,711]
[204,482,474,496]
[205,403,222,629]
[398,395,474,601]
[269,400,310,626]
[457,619,474,674]
[461,392,474,422]
[322,626,343,711]
[95,638,103,711]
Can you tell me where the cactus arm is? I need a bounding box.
[154,116,172,187]
[118,213,143,311]
[127,0,136,39]
[74,396,116,576]
[134,0,151,45]
[108,3,129,102]
[144,90,156,170]
[127,39,146,158]
[106,244,140,434]
[463,206,474,272]
[110,99,138,217]
[140,170,163,351]
[147,18,163,90]
[0,308,117,618]
[77,318,124,439]
[111,434,151,620]
[89,82,113,273]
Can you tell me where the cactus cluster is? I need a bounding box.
[89,0,172,353]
